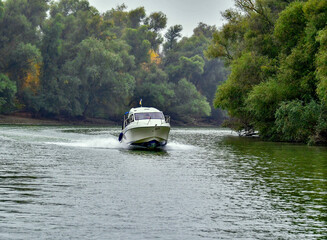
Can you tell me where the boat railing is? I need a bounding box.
[165,115,170,123]
[123,115,129,129]
[123,114,136,129]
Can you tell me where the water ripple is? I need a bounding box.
[0,126,326,239]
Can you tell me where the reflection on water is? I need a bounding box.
[221,136,327,233]
[0,126,326,239]
[122,148,169,156]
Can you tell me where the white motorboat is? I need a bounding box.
[118,107,170,148]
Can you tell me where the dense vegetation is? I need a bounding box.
[0,0,227,123]
[207,0,327,144]
[2,0,325,144]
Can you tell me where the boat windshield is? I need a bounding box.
[134,112,164,120]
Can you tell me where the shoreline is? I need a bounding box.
[0,114,221,128]
[0,114,119,126]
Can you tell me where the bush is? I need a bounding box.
[275,100,323,143]
[0,74,17,113]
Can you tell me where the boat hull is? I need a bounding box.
[122,124,170,148]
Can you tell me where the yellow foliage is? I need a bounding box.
[22,61,41,93]
[149,49,161,65]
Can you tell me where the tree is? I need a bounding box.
[0,0,4,19]
[145,11,167,33]
[164,25,183,52]
[133,64,175,112]
[179,55,205,84]
[0,0,226,125]
[316,28,327,107]
[275,100,322,143]
[63,37,135,118]
[39,13,64,115]
[102,4,129,37]
[207,0,327,143]
[170,79,211,120]
[0,74,16,113]
[9,43,42,97]
[193,22,217,38]
[128,7,146,28]
[274,1,306,54]
[123,26,152,65]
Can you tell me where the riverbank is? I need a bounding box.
[0,114,118,126]
[0,113,220,127]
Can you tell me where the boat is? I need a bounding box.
[118,106,171,148]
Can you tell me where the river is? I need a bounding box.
[0,126,326,239]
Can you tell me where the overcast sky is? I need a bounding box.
[88,0,235,37]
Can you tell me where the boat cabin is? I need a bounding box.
[122,107,170,129]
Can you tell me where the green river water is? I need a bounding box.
[0,126,326,239]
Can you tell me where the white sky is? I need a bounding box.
[88,0,235,37]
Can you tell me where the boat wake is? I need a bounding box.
[49,138,195,152]
[47,136,126,149]
[164,141,196,151]
[0,126,196,151]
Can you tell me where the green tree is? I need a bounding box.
[275,100,322,143]
[193,22,217,38]
[9,43,42,96]
[102,4,129,38]
[0,0,47,113]
[123,26,152,65]
[63,37,135,118]
[163,25,183,52]
[0,0,4,19]
[128,7,146,28]
[316,28,327,106]
[246,79,287,139]
[274,1,306,54]
[207,0,327,143]
[163,22,227,123]
[145,11,167,33]
[0,0,227,125]
[179,55,205,85]
[170,79,211,120]
[214,52,272,130]
[39,13,64,115]
[205,9,247,63]
[133,64,175,112]
[0,73,16,113]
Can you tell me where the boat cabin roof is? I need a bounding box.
[128,107,161,117]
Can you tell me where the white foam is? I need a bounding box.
[48,136,125,149]
[0,126,197,151]
[165,141,196,151]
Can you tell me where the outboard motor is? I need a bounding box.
[118,132,123,142]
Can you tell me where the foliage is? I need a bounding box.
[214,52,272,122]
[170,79,211,119]
[123,26,152,65]
[245,79,286,139]
[207,0,327,144]
[275,100,326,144]
[144,11,167,33]
[133,63,174,112]
[66,37,135,118]
[0,74,16,113]
[0,0,227,124]
[0,0,3,19]
[163,25,183,51]
[274,1,306,54]
[316,28,327,106]
[128,7,146,28]
[163,22,228,120]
